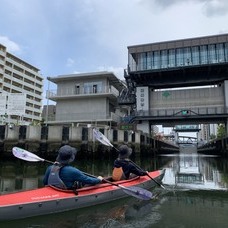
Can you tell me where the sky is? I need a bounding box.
[1,0,228,134]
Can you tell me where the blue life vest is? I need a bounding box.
[48,165,67,189]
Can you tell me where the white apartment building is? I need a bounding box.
[0,44,43,124]
[46,71,127,126]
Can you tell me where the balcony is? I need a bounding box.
[45,111,121,124]
[47,85,119,101]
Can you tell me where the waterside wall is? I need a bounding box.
[0,125,179,158]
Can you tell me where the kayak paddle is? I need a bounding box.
[12,147,153,200]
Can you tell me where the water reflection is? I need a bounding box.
[161,153,228,190]
[1,152,228,227]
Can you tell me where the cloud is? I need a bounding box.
[0,35,21,53]
[142,0,228,17]
[202,0,228,17]
[97,66,125,79]
[66,58,75,67]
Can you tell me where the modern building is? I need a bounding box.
[119,34,228,134]
[0,44,43,124]
[46,71,127,127]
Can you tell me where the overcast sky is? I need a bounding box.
[1,0,228,91]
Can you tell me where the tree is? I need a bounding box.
[217,124,226,139]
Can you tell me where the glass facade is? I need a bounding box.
[129,42,228,72]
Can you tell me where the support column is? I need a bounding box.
[175,132,179,143]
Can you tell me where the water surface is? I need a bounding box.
[1,152,228,227]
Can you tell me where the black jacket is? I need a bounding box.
[113,158,147,179]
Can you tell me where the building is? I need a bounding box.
[46,71,127,127]
[0,44,43,124]
[119,34,228,134]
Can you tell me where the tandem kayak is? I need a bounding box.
[0,169,165,221]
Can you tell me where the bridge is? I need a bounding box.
[118,34,228,143]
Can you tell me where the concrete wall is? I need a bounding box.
[150,86,224,113]
[1,125,158,155]
[56,97,108,121]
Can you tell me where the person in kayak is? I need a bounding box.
[43,145,103,190]
[112,144,148,181]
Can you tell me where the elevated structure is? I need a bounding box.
[119,34,228,135]
[0,44,43,124]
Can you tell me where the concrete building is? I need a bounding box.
[0,44,43,124]
[119,33,228,134]
[46,71,127,127]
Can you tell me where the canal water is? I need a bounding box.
[1,151,228,228]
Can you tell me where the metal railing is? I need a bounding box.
[134,107,228,117]
[46,85,119,99]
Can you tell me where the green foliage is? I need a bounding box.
[209,134,216,140]
[217,124,226,139]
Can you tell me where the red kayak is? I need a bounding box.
[0,169,165,221]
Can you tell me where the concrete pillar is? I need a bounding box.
[175,132,179,142]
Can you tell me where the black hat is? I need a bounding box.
[56,145,77,165]
[118,145,132,159]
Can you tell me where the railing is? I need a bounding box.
[46,85,119,99]
[46,111,121,123]
[134,107,228,117]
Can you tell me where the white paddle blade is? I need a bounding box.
[93,128,113,147]
[12,147,44,162]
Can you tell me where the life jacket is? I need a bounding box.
[112,167,126,181]
[48,165,67,189]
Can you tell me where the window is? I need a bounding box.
[183,47,191,65]
[84,82,102,94]
[192,46,200,65]
[153,51,160,69]
[200,45,208,64]
[176,48,184,66]
[161,50,168,68]
[225,43,228,61]
[75,84,80,94]
[168,49,175,67]
[216,43,225,62]
[208,44,217,63]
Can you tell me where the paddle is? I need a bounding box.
[12,147,153,200]
[93,128,166,189]
[129,160,166,190]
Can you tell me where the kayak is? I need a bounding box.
[0,169,165,221]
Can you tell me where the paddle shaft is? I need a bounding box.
[129,160,166,189]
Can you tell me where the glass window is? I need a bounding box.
[84,82,102,94]
[75,84,80,94]
[208,44,217,63]
[183,47,191,65]
[176,48,184,66]
[147,52,152,69]
[153,51,160,69]
[137,53,147,70]
[200,45,208,64]
[129,53,136,72]
[161,50,168,68]
[168,49,175,67]
[192,46,200,65]
[225,43,228,62]
[216,43,225,63]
